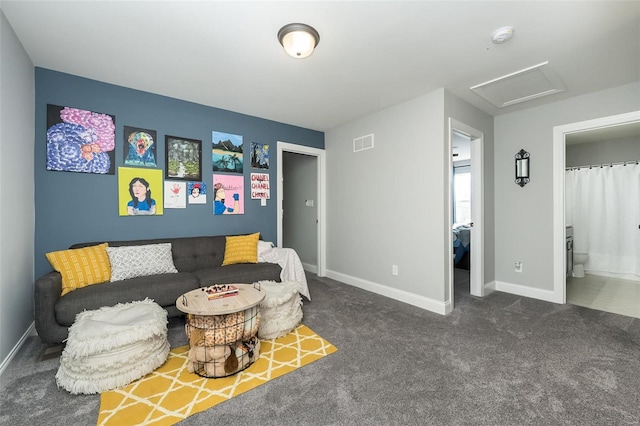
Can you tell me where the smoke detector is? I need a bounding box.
[492,26,514,44]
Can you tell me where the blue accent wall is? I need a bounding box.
[35,68,324,278]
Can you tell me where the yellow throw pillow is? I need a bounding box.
[46,243,111,296]
[222,233,260,266]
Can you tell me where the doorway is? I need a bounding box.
[277,141,327,277]
[448,119,484,311]
[282,151,318,272]
[552,110,640,304]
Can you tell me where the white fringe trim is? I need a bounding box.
[255,280,301,308]
[56,340,170,395]
[64,298,168,359]
[56,299,170,395]
[258,285,303,340]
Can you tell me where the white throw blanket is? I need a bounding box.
[258,248,311,300]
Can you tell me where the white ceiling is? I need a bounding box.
[2,1,639,132]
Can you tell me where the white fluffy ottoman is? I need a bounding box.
[256,280,303,339]
[56,298,169,395]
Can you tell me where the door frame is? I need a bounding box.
[277,141,327,277]
[552,110,640,303]
[448,118,484,310]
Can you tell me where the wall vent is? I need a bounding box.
[353,134,374,152]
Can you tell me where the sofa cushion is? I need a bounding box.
[194,263,282,288]
[222,233,260,265]
[106,243,178,281]
[46,243,111,296]
[55,272,199,326]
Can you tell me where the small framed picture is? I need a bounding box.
[165,135,202,181]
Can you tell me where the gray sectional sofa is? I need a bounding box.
[35,235,282,344]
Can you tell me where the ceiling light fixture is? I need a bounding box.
[278,23,320,59]
[492,26,514,44]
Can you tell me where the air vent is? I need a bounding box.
[353,134,374,152]
[470,61,566,108]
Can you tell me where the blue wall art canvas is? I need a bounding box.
[124,126,157,167]
[212,131,243,174]
[46,104,115,174]
[250,142,269,169]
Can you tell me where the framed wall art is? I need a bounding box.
[46,104,116,174]
[117,167,164,216]
[213,173,244,215]
[124,126,157,167]
[212,131,243,174]
[250,142,269,169]
[188,181,207,204]
[165,135,202,181]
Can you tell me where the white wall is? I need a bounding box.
[566,136,640,167]
[0,10,35,374]
[283,151,317,269]
[325,89,449,312]
[494,82,640,297]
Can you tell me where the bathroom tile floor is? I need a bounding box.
[567,273,640,319]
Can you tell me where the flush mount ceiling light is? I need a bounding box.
[278,23,320,59]
[492,26,514,44]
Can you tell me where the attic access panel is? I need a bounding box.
[471,61,566,108]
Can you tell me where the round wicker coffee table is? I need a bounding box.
[176,283,265,378]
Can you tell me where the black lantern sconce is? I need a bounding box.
[515,149,530,187]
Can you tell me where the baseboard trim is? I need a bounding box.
[302,262,318,274]
[494,280,560,303]
[326,270,448,315]
[484,280,497,295]
[0,321,35,379]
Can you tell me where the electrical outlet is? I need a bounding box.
[515,261,523,273]
[392,265,399,276]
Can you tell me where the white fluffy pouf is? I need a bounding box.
[56,298,170,395]
[256,280,303,340]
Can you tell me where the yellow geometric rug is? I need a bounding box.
[97,325,336,426]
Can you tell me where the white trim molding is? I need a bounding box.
[494,281,558,303]
[0,322,35,379]
[277,141,327,277]
[326,270,449,315]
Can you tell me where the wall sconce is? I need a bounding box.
[278,23,320,59]
[515,149,530,187]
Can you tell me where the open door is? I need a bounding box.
[448,119,484,310]
[277,141,327,277]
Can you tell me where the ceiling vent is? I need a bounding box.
[353,134,374,152]
[470,61,566,108]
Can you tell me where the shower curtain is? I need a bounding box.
[565,163,640,279]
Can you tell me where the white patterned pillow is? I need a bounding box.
[106,243,178,282]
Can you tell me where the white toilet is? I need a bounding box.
[573,252,588,278]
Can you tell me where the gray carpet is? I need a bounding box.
[1,271,639,425]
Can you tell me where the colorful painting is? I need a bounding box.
[188,181,207,204]
[124,126,157,167]
[164,181,187,209]
[46,104,115,174]
[165,135,202,181]
[212,131,243,174]
[250,173,270,199]
[213,174,244,215]
[117,167,163,216]
[250,142,269,169]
